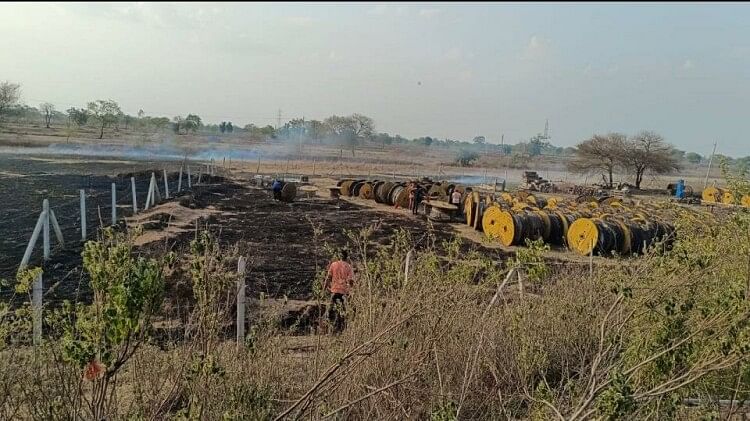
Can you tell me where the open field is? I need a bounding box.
[0,130,746,420]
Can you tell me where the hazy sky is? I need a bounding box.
[2,2,749,155]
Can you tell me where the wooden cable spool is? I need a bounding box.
[359,182,374,200]
[339,180,354,197]
[280,182,297,202]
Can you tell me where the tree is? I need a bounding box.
[0,81,21,120]
[567,133,627,188]
[456,149,480,167]
[172,116,184,134]
[149,117,170,132]
[351,113,374,141]
[67,107,89,127]
[123,114,135,130]
[473,136,486,145]
[226,122,233,133]
[87,99,122,139]
[219,122,226,133]
[181,114,202,134]
[307,120,327,143]
[621,131,680,189]
[39,102,55,128]
[686,152,702,164]
[528,134,550,157]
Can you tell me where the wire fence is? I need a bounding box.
[0,162,215,277]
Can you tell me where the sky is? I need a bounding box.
[1,2,749,156]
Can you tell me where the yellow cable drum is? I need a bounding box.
[701,186,723,203]
[722,190,736,205]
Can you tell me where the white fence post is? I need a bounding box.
[153,172,162,202]
[42,199,50,260]
[163,169,170,199]
[20,211,46,270]
[32,271,42,346]
[131,177,138,213]
[49,209,64,246]
[145,174,154,210]
[80,189,87,240]
[197,166,202,185]
[236,256,247,346]
[177,165,183,193]
[187,165,192,188]
[111,182,117,225]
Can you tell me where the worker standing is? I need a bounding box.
[323,250,355,333]
[408,183,416,214]
[451,188,462,209]
[413,185,425,215]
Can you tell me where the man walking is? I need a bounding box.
[323,250,355,332]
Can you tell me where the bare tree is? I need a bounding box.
[567,133,627,188]
[350,113,374,140]
[621,131,680,189]
[87,99,122,139]
[39,102,55,128]
[0,81,21,119]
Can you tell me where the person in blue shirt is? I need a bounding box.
[272,179,283,200]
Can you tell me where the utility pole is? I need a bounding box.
[704,141,718,189]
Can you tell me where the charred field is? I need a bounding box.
[0,153,506,308]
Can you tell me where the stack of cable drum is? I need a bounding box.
[335,176,711,258]
[701,186,750,207]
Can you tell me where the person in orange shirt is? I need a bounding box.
[323,250,355,332]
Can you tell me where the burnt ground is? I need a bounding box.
[144,178,505,303]
[0,153,508,308]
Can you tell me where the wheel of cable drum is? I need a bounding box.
[701,186,721,203]
[535,210,551,241]
[545,197,560,209]
[359,183,374,199]
[567,218,599,256]
[372,181,384,202]
[500,192,514,204]
[612,219,632,255]
[482,205,505,242]
[554,211,571,241]
[493,210,520,246]
[387,184,402,205]
[339,180,352,197]
[525,194,538,206]
[722,190,735,204]
[600,197,622,206]
[378,182,394,203]
[280,182,297,202]
[472,191,482,230]
[352,181,365,197]
[742,195,750,208]
[394,186,410,208]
